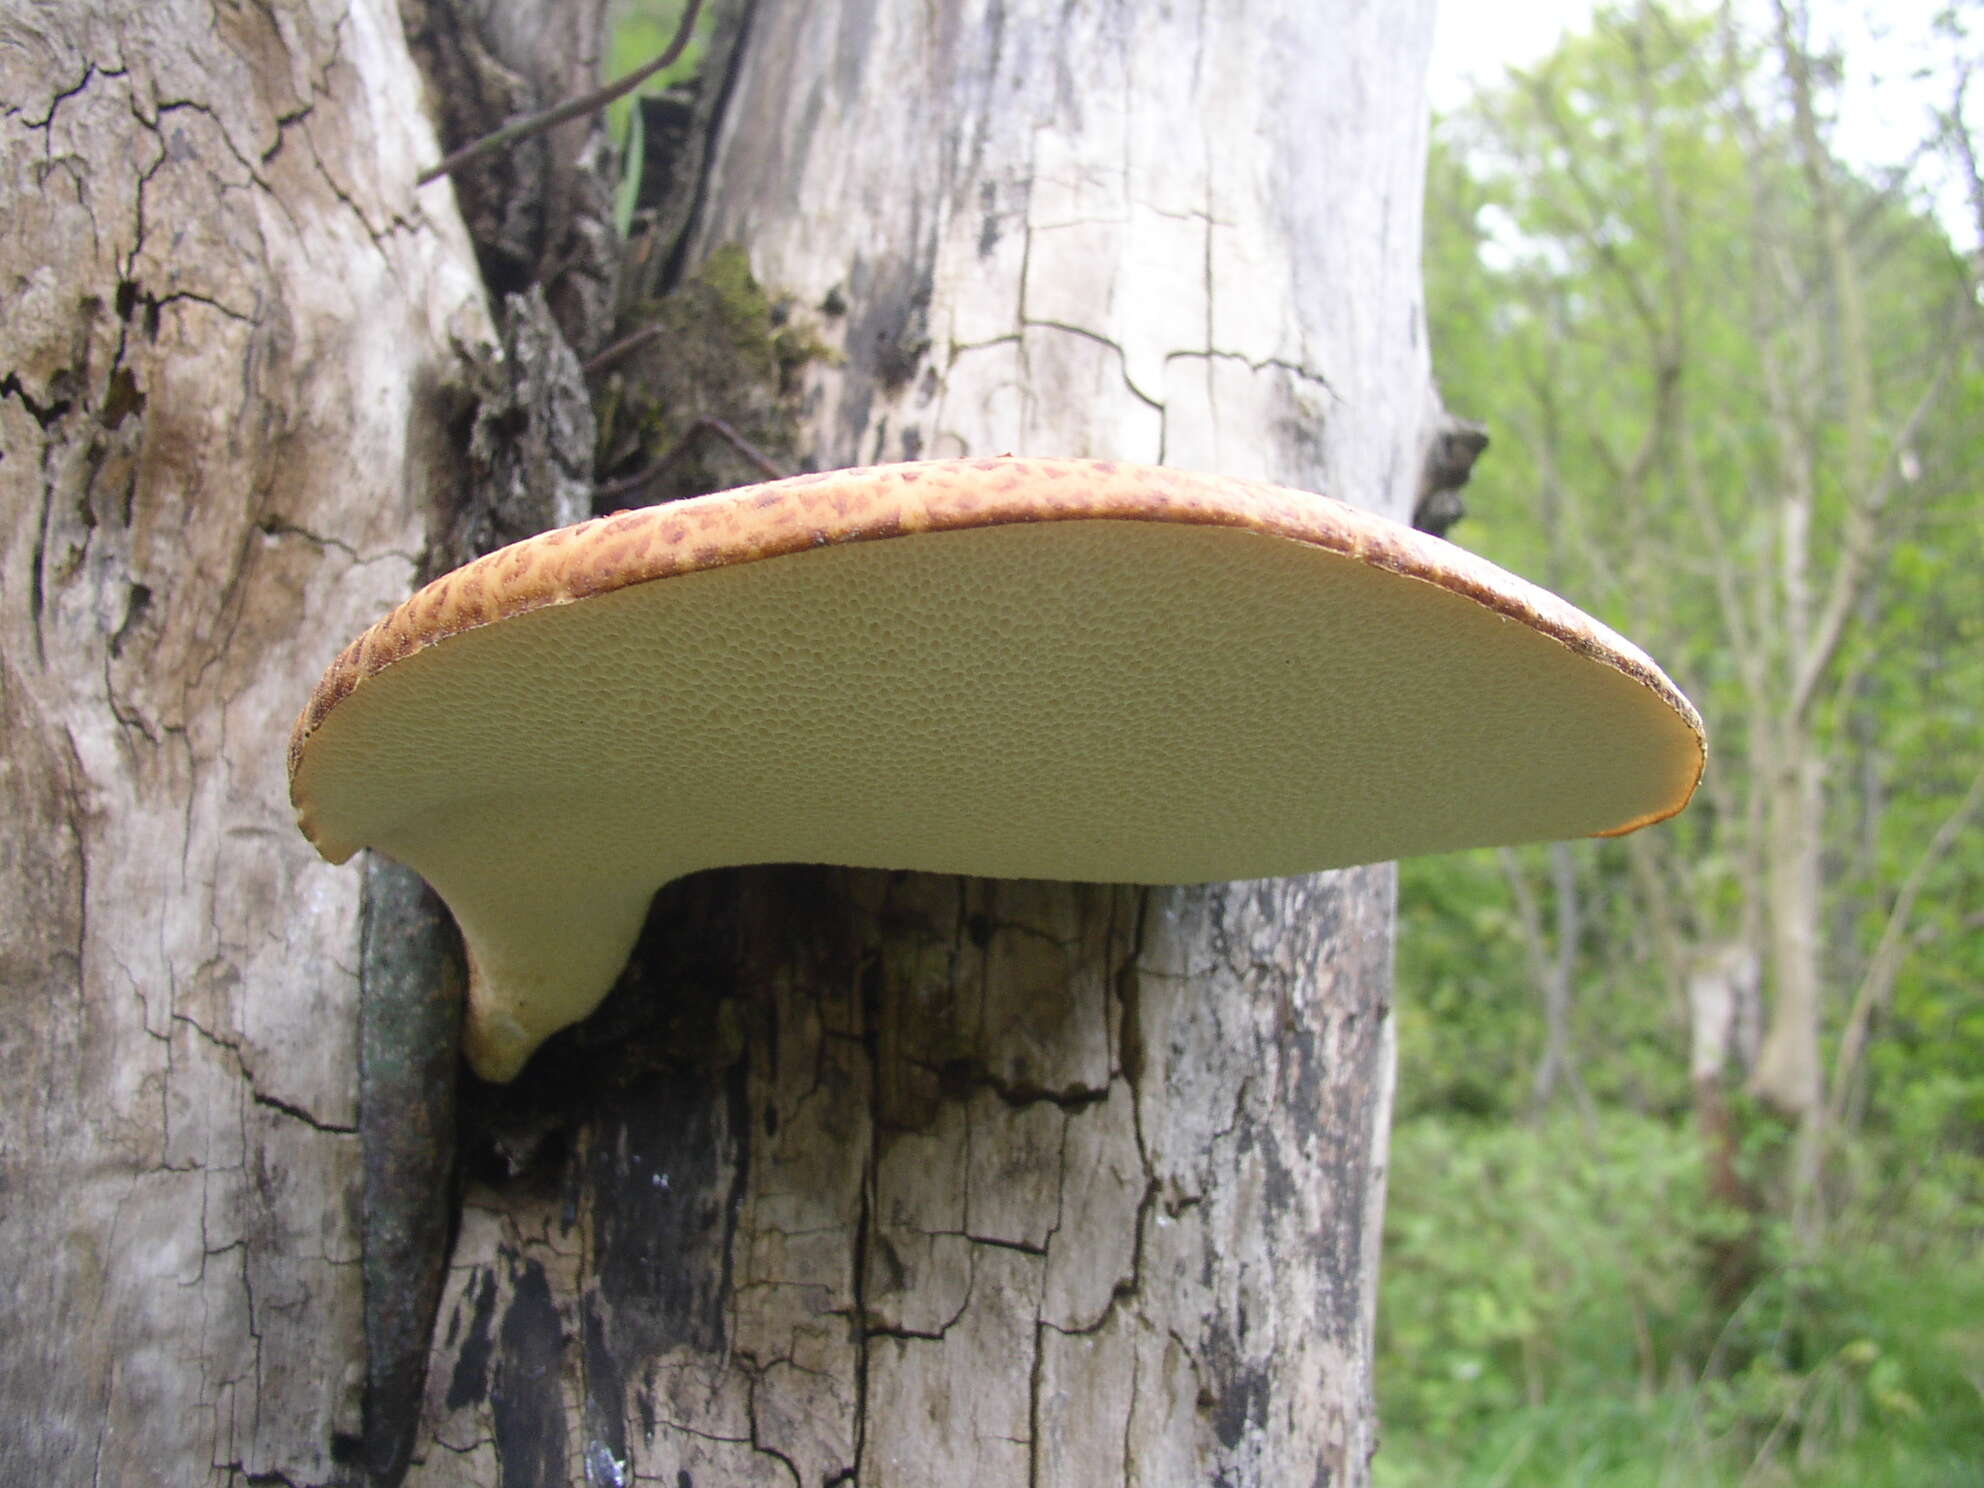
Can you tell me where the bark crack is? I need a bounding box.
[156,288,257,323]
[251,1086,359,1136]
[912,1054,1108,1112]
[650,1418,756,1447]
[862,1227,978,1342]
[1121,1335,1140,1486]
[924,1228,1047,1258]
[850,950,879,1479]
[1019,318,1168,411]
[742,1371,805,1488]
[166,1007,356,1134]
[102,650,159,745]
[290,8,423,247]
[1167,346,1338,397]
[19,61,126,130]
[26,440,55,664]
[0,372,74,427]
[253,515,397,564]
[1027,1316,1043,1488]
[300,117,422,249]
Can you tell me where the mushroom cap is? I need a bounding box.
[290,456,1704,1081]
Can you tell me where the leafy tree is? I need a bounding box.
[1383,2,1984,1478]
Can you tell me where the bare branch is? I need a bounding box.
[1826,763,1984,1129]
[1518,65,1667,345]
[418,0,705,187]
[1788,354,1954,727]
[594,415,786,507]
[1947,63,1984,276]
[583,322,668,377]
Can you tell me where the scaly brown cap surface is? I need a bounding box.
[290,456,1704,1080]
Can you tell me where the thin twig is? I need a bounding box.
[1824,763,1984,1130]
[583,323,668,377]
[594,416,787,505]
[417,0,705,187]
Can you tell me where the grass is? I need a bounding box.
[1374,1112,1984,1488]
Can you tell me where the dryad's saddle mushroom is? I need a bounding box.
[290,456,1704,1081]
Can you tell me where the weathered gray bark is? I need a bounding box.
[407,869,1396,1485]
[403,3,1434,1484]
[2,0,1435,1483]
[0,1,488,1480]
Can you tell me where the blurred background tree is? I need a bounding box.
[1380,2,1984,1483]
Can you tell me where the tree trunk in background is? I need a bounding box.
[0,2,487,1480]
[1502,842,1589,1117]
[1746,0,1882,1234]
[1687,942,1764,1308]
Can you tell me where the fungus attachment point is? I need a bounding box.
[289,457,1705,1082]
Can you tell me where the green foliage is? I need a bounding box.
[1386,2,1984,1481]
[1398,839,1698,1125]
[1380,1113,1721,1435]
[603,1,719,237]
[1378,1114,1984,1486]
[1403,0,1984,1174]
[613,97,646,240]
[1393,855,1534,1121]
[603,0,714,139]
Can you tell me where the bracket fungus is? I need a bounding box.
[289,456,1704,1082]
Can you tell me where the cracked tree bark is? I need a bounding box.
[3,0,1435,1483]
[0,1,488,1481]
[409,3,1433,1485]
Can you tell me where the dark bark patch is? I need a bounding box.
[834,245,936,457]
[492,1256,569,1487]
[444,1268,499,1413]
[977,179,1003,258]
[581,1295,630,1482]
[1202,1318,1273,1451]
[587,1062,745,1360]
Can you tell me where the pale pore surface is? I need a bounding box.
[295,519,1700,1078]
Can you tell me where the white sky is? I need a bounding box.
[1428,0,1979,247]
[1429,0,1601,112]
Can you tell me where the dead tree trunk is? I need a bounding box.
[405,4,1435,1484]
[0,1,488,1481]
[2,1,1437,1483]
